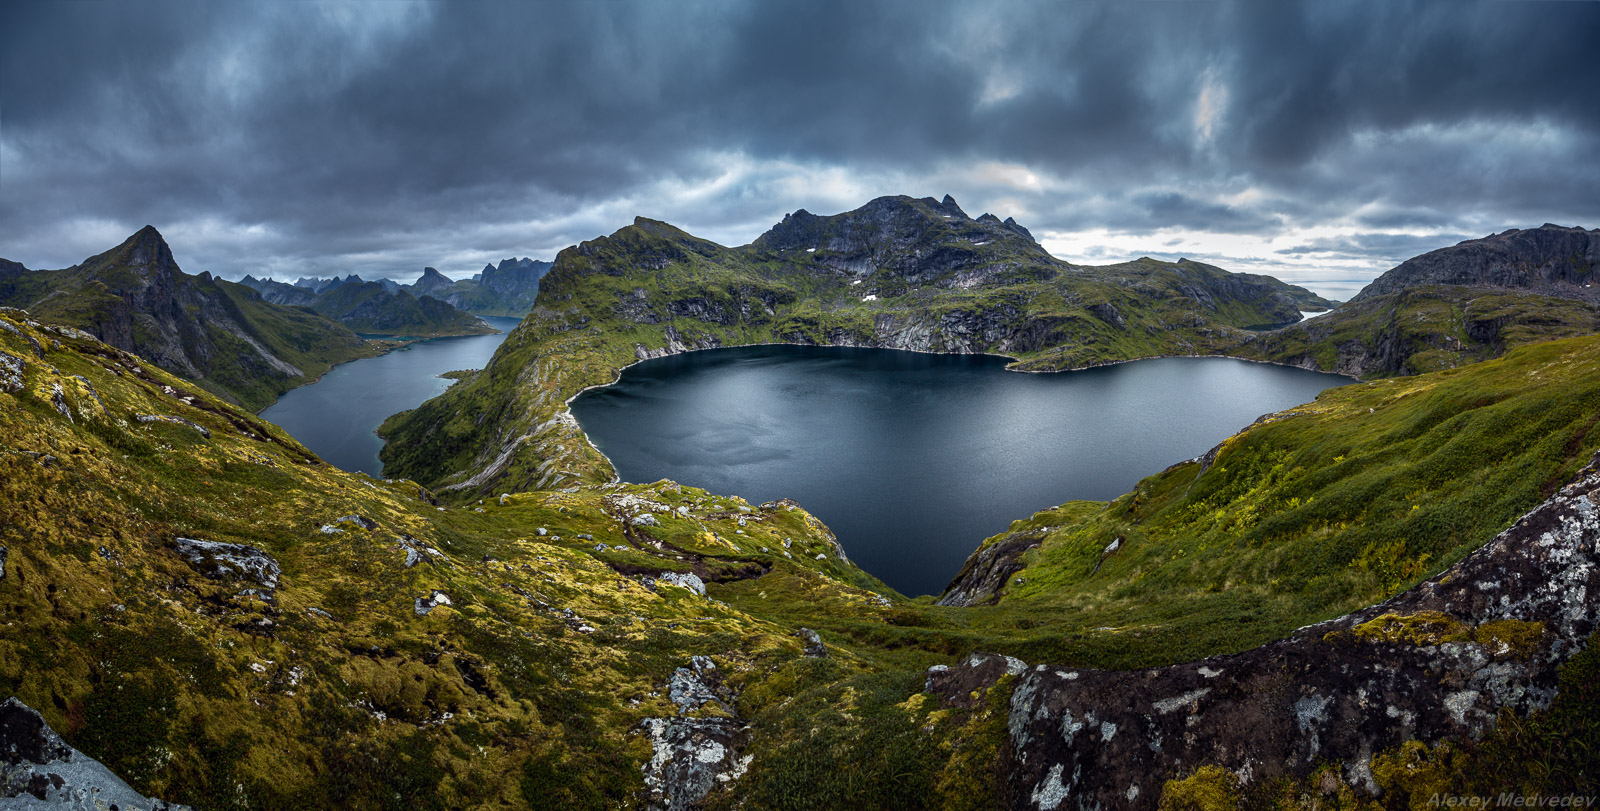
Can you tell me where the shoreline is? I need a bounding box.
[255,321,511,414]
[557,335,1361,490]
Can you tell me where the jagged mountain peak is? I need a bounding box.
[81,224,181,278]
[940,194,967,218]
[1351,222,1600,303]
[749,194,1048,283]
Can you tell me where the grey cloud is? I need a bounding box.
[1275,232,1476,263]
[1,0,1597,283]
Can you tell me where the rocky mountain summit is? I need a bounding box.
[0,227,372,410]
[1351,223,1599,303]
[751,194,1051,286]
[403,259,552,316]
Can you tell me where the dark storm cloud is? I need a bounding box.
[1,0,1597,290]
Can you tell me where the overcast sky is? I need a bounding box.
[3,1,1597,299]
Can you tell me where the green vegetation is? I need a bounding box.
[1233,284,1600,378]
[4,294,1598,807]
[301,281,497,338]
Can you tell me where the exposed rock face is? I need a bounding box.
[640,657,751,810]
[1352,224,1600,303]
[938,529,1046,607]
[799,628,828,657]
[172,537,281,591]
[478,257,551,298]
[0,697,191,809]
[414,590,453,615]
[135,414,211,438]
[927,451,1600,809]
[0,350,25,393]
[751,195,1051,285]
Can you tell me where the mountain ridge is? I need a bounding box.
[1235,222,1600,377]
[0,227,378,410]
[235,275,495,338]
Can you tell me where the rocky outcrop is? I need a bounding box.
[639,656,751,810]
[927,451,1600,808]
[799,628,828,658]
[413,590,453,616]
[135,414,211,438]
[937,529,1046,607]
[172,537,281,592]
[0,697,191,809]
[0,350,25,393]
[1352,224,1599,303]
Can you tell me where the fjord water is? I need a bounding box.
[260,317,521,476]
[572,346,1353,596]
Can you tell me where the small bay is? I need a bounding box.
[260,316,522,477]
[571,346,1354,596]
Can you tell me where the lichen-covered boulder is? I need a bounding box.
[171,537,280,591]
[0,696,191,809]
[639,657,750,810]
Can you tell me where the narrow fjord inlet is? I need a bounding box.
[572,346,1352,595]
[259,317,521,476]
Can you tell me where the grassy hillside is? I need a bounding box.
[1233,284,1600,378]
[3,299,1597,807]
[931,334,1600,666]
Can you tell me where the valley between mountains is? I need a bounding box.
[2,196,1599,809]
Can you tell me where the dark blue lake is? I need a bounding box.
[260,316,521,476]
[571,346,1353,596]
